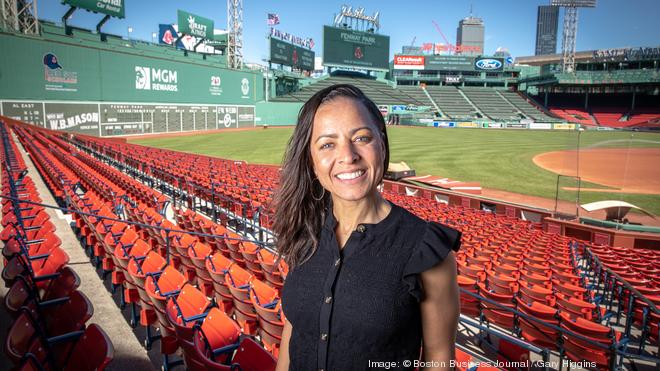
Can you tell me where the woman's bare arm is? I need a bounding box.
[419,252,459,370]
[275,319,293,371]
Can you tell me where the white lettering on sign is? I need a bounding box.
[135,66,178,92]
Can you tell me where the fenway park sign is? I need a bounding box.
[394,55,425,70]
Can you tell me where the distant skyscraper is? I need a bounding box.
[535,5,559,56]
[456,16,484,56]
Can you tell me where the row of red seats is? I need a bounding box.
[69,134,278,225]
[13,122,277,370]
[585,243,660,345]
[550,108,596,125]
[1,122,114,370]
[76,136,278,212]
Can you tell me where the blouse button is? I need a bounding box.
[324,296,332,304]
[320,333,328,341]
[356,224,366,233]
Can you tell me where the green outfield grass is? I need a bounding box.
[131,127,660,215]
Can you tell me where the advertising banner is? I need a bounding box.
[393,55,425,70]
[483,122,503,128]
[457,122,478,128]
[44,102,99,135]
[63,0,125,18]
[445,76,462,84]
[177,10,214,39]
[269,38,315,71]
[506,122,528,129]
[434,121,455,127]
[323,25,390,70]
[529,123,552,129]
[424,55,474,71]
[474,57,504,71]
[0,34,262,104]
[553,123,577,130]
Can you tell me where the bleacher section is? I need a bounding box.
[461,87,523,121]
[397,85,436,107]
[275,77,565,122]
[4,117,659,369]
[550,107,660,128]
[550,108,596,126]
[500,91,563,122]
[271,74,421,106]
[425,86,476,119]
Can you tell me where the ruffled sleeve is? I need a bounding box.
[403,222,461,302]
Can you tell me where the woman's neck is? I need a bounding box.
[331,192,391,237]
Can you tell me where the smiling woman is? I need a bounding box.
[272,84,461,371]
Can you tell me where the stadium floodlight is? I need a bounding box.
[551,0,596,7]
[552,0,597,73]
[227,0,244,69]
[1,0,40,35]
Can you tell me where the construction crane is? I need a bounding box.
[431,20,454,55]
[410,36,416,46]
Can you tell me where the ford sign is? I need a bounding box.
[475,58,503,70]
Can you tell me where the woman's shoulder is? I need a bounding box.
[390,202,427,230]
[389,202,461,252]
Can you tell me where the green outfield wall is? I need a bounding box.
[0,31,263,136]
[255,101,303,126]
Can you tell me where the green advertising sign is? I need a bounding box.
[0,33,263,104]
[322,26,389,70]
[269,38,315,71]
[424,55,475,71]
[62,0,125,19]
[177,10,214,39]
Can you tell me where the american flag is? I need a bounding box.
[267,13,280,26]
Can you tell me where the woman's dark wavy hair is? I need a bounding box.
[272,84,390,268]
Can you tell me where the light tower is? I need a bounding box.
[227,0,243,69]
[1,0,39,35]
[551,0,596,73]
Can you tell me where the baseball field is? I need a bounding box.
[130,127,660,217]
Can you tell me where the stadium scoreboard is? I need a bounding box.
[1,101,255,136]
[269,38,315,71]
[322,25,390,71]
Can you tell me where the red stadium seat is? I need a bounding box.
[559,312,619,368]
[145,265,187,355]
[250,278,284,356]
[225,265,257,334]
[515,297,560,350]
[206,251,235,314]
[4,266,80,317]
[192,336,276,371]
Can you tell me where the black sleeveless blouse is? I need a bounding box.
[281,202,461,371]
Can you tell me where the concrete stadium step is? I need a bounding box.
[9,133,156,371]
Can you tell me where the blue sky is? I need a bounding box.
[40,0,659,64]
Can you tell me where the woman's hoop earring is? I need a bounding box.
[312,178,326,201]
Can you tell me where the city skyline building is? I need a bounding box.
[456,15,484,56]
[535,5,560,55]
